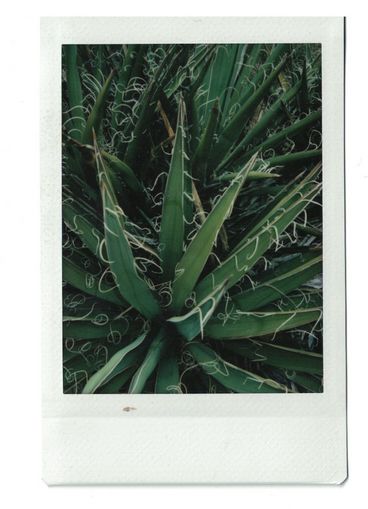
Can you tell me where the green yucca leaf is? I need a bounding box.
[63,256,126,306]
[295,223,322,238]
[64,45,85,141]
[298,58,310,114]
[63,318,140,340]
[192,99,219,182]
[241,44,289,97]
[95,140,161,319]
[96,366,138,394]
[168,283,226,341]
[63,320,115,340]
[230,162,321,255]
[123,45,184,169]
[63,43,323,394]
[63,290,118,319]
[217,170,280,182]
[286,371,322,392]
[171,153,258,313]
[222,44,289,124]
[224,44,263,113]
[164,45,214,99]
[231,251,322,311]
[225,110,321,175]
[189,46,217,99]
[159,98,188,280]
[63,199,105,261]
[82,333,147,393]
[224,339,322,374]
[101,150,142,193]
[199,44,239,126]
[155,351,181,393]
[267,149,322,168]
[194,170,321,302]
[217,149,322,182]
[129,328,168,394]
[111,45,139,131]
[209,55,287,167]
[205,305,321,340]
[187,342,288,393]
[82,69,115,145]
[215,77,303,174]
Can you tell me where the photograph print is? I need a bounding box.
[62,43,323,394]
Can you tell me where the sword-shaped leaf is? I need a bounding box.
[205,302,321,340]
[224,339,323,374]
[209,55,287,168]
[96,366,138,394]
[63,256,125,306]
[101,151,142,194]
[159,98,188,280]
[63,199,105,261]
[187,342,288,393]
[194,166,322,302]
[191,99,219,182]
[95,139,161,319]
[231,251,322,311]
[222,110,321,176]
[215,77,303,174]
[82,333,147,393]
[129,328,168,394]
[82,69,115,144]
[171,153,258,313]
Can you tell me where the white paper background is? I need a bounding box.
[40,17,346,484]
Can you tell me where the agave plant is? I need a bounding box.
[62,43,323,394]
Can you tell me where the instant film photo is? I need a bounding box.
[41,16,346,484]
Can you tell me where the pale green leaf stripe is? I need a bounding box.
[159,98,187,280]
[129,328,168,394]
[187,342,288,393]
[155,351,181,393]
[168,283,226,341]
[205,306,321,340]
[82,333,147,393]
[171,153,258,313]
[63,256,125,306]
[231,251,322,311]
[224,340,323,374]
[82,69,115,144]
[194,177,322,303]
[95,143,161,319]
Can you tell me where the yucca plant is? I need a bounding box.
[62,43,323,394]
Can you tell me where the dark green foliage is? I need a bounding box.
[62,43,322,394]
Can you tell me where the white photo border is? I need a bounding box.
[41,17,346,485]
